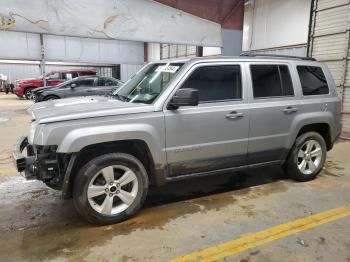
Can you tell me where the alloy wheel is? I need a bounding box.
[87,165,139,215]
[297,139,323,175]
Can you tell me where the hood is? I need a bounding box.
[19,77,42,83]
[28,96,155,124]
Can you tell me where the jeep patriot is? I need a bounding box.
[13,55,342,224]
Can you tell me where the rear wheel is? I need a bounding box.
[73,153,149,224]
[284,132,326,182]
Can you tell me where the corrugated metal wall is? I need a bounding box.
[0,63,143,83]
[160,44,197,59]
[0,63,40,82]
[243,0,311,51]
[308,0,350,137]
[248,45,307,57]
[120,64,144,82]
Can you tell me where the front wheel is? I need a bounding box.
[73,153,149,225]
[43,95,59,101]
[24,88,34,100]
[284,132,326,182]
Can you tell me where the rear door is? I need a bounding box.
[246,62,301,164]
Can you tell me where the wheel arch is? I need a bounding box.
[43,94,60,100]
[63,139,164,199]
[293,123,332,151]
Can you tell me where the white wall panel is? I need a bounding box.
[243,0,311,51]
[44,35,144,64]
[147,43,160,62]
[120,64,144,82]
[0,30,144,64]
[249,46,307,57]
[0,31,40,60]
[1,0,221,46]
[203,47,222,57]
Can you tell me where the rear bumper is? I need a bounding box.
[12,136,36,178]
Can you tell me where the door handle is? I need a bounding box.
[226,111,243,119]
[283,106,298,114]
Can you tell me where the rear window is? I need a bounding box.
[250,65,294,98]
[297,66,329,96]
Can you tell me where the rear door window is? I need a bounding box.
[250,65,294,98]
[297,66,329,95]
[48,72,61,80]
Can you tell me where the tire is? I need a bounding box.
[284,132,327,182]
[43,95,59,101]
[73,153,149,225]
[24,88,34,100]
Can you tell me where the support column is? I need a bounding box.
[39,34,46,87]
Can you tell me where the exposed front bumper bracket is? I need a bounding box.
[12,136,36,178]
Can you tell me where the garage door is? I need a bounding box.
[308,0,350,137]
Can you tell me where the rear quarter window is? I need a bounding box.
[297,66,329,96]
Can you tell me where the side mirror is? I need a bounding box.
[70,83,77,89]
[168,88,199,109]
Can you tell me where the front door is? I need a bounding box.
[47,72,63,87]
[65,77,96,98]
[164,63,250,177]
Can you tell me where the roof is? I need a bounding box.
[151,55,319,65]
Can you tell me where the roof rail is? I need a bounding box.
[240,52,316,61]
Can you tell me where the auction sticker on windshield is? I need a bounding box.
[155,65,179,73]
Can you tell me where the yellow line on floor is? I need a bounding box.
[0,167,17,175]
[169,204,350,262]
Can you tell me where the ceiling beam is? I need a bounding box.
[221,0,243,25]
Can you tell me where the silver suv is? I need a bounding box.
[13,55,342,224]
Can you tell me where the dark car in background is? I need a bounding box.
[33,75,123,102]
[14,69,96,99]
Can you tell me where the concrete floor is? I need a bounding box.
[0,93,349,262]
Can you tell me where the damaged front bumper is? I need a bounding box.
[12,137,65,189]
[13,137,76,198]
[12,136,36,178]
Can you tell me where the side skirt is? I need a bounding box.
[165,160,284,182]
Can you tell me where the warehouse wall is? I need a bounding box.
[0,31,144,65]
[120,64,144,82]
[0,30,144,83]
[0,62,142,83]
[44,35,144,64]
[243,0,311,55]
[308,0,350,137]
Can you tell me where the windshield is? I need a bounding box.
[113,62,184,104]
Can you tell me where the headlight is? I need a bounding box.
[28,121,38,144]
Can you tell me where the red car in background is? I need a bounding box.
[14,69,96,99]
